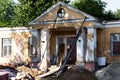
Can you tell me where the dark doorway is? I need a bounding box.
[57,36,76,65]
[66,37,76,64]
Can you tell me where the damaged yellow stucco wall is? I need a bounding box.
[0,28,32,64]
[97,27,120,63]
[10,32,32,64]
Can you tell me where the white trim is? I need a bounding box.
[103,21,120,28]
[103,21,120,24]
[0,27,32,31]
[30,18,96,25]
[94,21,104,29]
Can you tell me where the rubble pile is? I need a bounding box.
[38,65,98,80]
[17,66,44,79]
[0,64,98,80]
[96,62,120,80]
[0,64,46,80]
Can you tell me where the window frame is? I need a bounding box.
[1,38,12,57]
[111,33,120,56]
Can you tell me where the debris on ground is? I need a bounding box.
[0,65,18,79]
[96,62,120,80]
[0,63,60,79]
[37,66,60,78]
[37,65,98,80]
[0,64,45,80]
[0,63,98,80]
[16,66,45,79]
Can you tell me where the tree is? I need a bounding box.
[0,0,15,27]
[0,0,69,27]
[115,9,120,19]
[12,0,69,26]
[70,0,118,21]
[104,10,119,21]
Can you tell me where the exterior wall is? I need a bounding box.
[0,27,33,64]
[97,27,120,64]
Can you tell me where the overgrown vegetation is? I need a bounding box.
[70,0,119,21]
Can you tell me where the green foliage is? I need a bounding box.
[115,9,120,19]
[104,10,119,21]
[0,0,15,27]
[13,0,68,26]
[70,0,118,21]
[0,0,68,27]
[71,0,106,20]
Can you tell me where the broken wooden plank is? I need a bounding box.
[37,66,60,78]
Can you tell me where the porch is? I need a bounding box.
[29,1,103,71]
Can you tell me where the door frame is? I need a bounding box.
[56,35,76,64]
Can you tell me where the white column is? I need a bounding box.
[39,28,50,71]
[86,27,97,62]
[76,28,86,63]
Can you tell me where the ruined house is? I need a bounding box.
[0,2,120,71]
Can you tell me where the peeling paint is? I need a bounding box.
[86,28,96,62]
[88,33,94,42]
[40,29,50,70]
[0,29,32,65]
[77,28,87,63]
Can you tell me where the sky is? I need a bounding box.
[102,0,120,12]
[14,0,19,3]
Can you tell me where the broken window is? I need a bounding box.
[111,33,120,56]
[2,38,11,57]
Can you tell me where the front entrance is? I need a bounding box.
[57,36,76,65]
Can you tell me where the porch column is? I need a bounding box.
[76,28,86,64]
[39,28,50,71]
[85,27,97,71]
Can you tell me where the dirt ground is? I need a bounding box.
[38,65,98,80]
